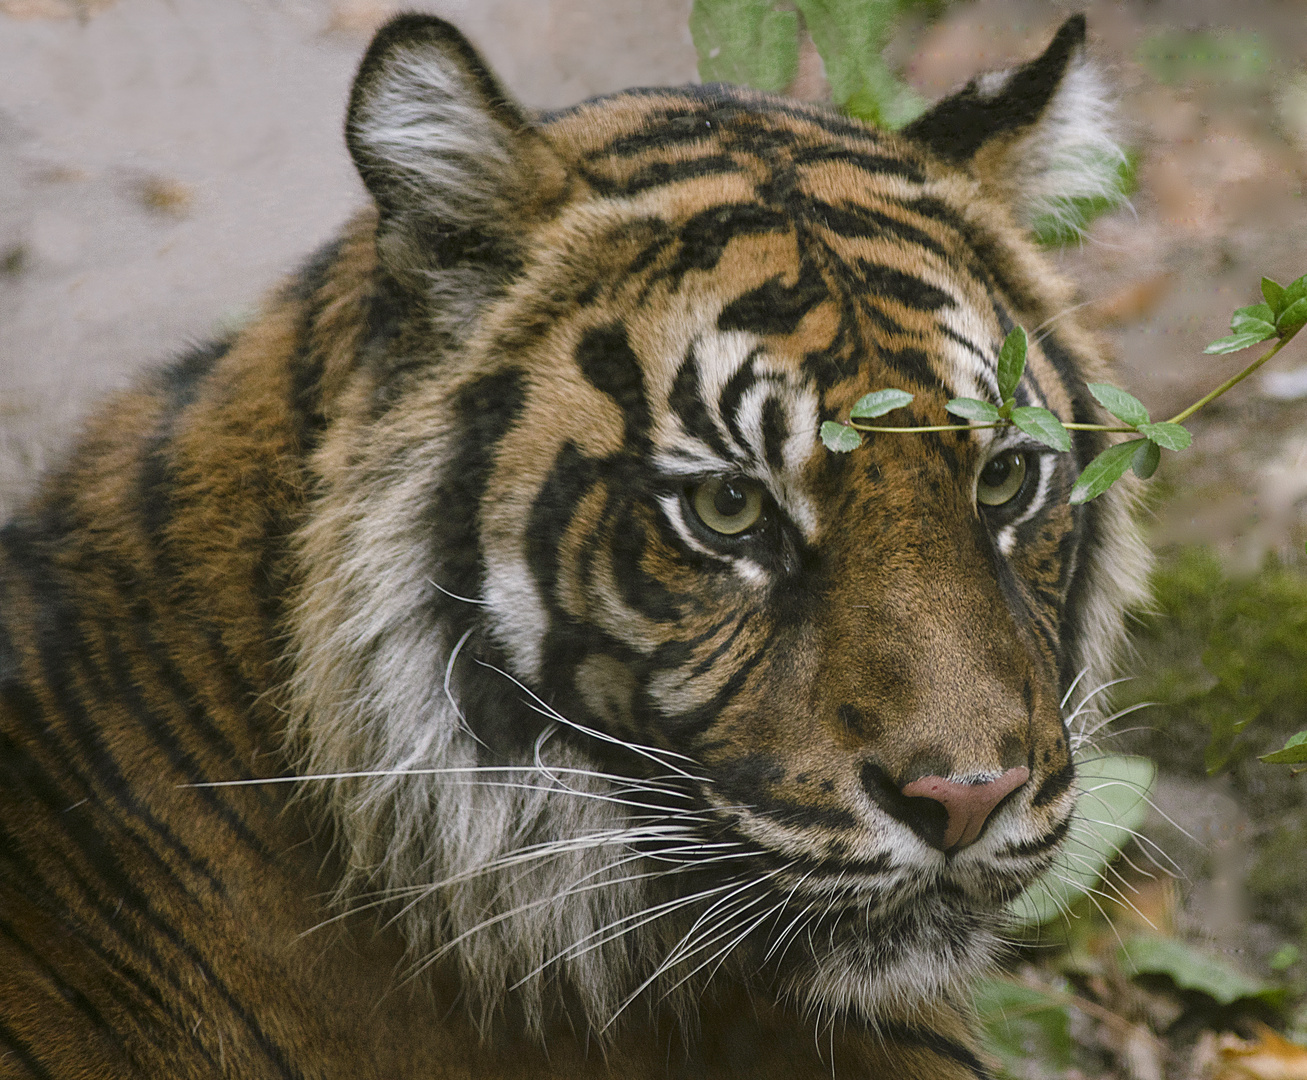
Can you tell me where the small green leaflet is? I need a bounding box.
[1261,730,1307,765]
[689,0,799,92]
[1205,330,1276,354]
[1278,297,1307,333]
[944,398,1001,423]
[997,326,1027,402]
[850,388,914,418]
[820,421,863,452]
[1069,440,1142,504]
[1262,276,1286,312]
[1132,438,1160,479]
[1087,382,1149,426]
[1136,421,1191,451]
[1205,297,1281,353]
[1011,407,1071,452]
[1230,302,1275,334]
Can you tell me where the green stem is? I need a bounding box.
[1166,329,1294,425]
[846,322,1300,439]
[848,420,1137,435]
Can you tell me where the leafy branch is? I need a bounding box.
[821,272,1307,504]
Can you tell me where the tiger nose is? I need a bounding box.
[900,767,1030,851]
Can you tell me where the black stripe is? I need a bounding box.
[760,396,788,471]
[717,261,827,337]
[810,199,950,259]
[661,203,790,287]
[584,154,744,197]
[997,815,1070,858]
[0,523,222,897]
[1030,761,1075,808]
[0,1017,55,1080]
[791,144,925,183]
[878,1020,994,1079]
[858,261,955,311]
[0,915,119,1044]
[576,323,651,443]
[668,345,737,463]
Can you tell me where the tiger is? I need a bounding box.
[0,12,1149,1079]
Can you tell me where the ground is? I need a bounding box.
[2,1,1305,1077]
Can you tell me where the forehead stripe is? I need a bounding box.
[575,323,650,442]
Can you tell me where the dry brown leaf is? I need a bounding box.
[135,177,193,218]
[1215,1025,1307,1080]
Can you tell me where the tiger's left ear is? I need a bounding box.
[901,15,1122,234]
[345,15,569,310]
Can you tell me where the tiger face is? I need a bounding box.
[289,13,1148,1038]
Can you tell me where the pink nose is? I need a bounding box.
[900,766,1030,851]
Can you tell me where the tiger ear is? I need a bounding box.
[901,15,1123,234]
[346,15,568,303]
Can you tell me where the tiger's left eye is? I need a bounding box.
[691,477,765,535]
[977,450,1028,507]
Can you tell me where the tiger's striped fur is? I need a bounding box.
[0,14,1148,1078]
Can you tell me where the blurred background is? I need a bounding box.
[2,1,1306,1076]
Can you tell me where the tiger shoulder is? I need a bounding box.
[0,14,1147,1079]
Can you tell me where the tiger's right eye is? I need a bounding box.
[690,477,765,536]
[977,451,1027,507]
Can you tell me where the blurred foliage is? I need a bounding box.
[690,0,799,92]
[689,0,928,128]
[1116,549,1307,776]
[1032,151,1139,248]
[1138,30,1273,87]
[1010,755,1154,928]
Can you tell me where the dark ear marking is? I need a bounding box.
[902,15,1086,164]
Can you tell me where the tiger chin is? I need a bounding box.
[0,12,1148,1080]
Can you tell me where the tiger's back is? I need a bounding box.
[0,15,1146,1079]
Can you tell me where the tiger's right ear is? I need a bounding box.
[346,15,568,305]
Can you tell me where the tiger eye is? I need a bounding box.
[977,451,1027,507]
[691,478,765,535]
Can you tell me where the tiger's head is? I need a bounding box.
[286,14,1148,1038]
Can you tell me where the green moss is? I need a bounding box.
[1115,549,1307,935]
[1118,548,1307,782]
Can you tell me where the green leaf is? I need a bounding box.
[973,978,1074,1073]
[1231,302,1275,333]
[1011,407,1071,452]
[1122,934,1284,1008]
[689,0,799,92]
[1262,276,1287,316]
[1010,755,1155,927]
[1069,440,1142,504]
[1087,382,1150,426]
[850,388,914,419]
[1137,421,1192,451]
[945,398,1001,424]
[1261,730,1307,765]
[997,398,1014,421]
[1132,438,1161,479]
[1277,297,1307,333]
[997,326,1027,402]
[1284,273,1307,311]
[1204,330,1276,354]
[820,421,863,452]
